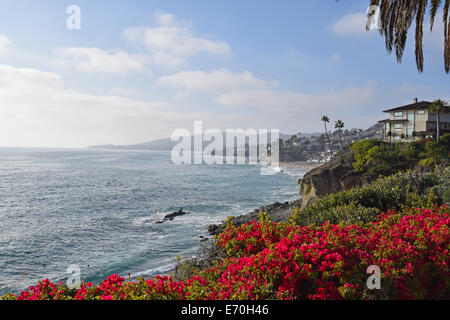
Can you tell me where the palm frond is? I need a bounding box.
[337,0,450,73]
[430,0,443,31]
[416,0,428,72]
[444,0,450,73]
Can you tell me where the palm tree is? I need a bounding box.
[429,99,449,142]
[337,0,450,73]
[335,120,345,150]
[321,115,333,157]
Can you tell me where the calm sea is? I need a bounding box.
[0,148,306,295]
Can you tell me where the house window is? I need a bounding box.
[394,112,403,118]
[394,135,401,141]
[429,122,436,129]
[394,123,403,131]
[407,112,414,122]
[407,127,414,137]
[385,123,390,132]
[417,110,425,115]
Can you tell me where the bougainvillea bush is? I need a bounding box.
[2,206,449,300]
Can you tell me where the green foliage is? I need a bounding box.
[350,137,449,178]
[427,166,450,205]
[427,187,436,208]
[441,133,450,147]
[419,157,435,167]
[350,139,381,172]
[349,139,415,178]
[291,170,440,227]
[420,141,448,165]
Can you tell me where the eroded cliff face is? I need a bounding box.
[298,151,368,207]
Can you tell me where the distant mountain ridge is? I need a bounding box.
[89,138,177,151]
[88,133,302,151]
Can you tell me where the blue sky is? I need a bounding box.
[0,0,448,147]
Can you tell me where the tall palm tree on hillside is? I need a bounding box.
[429,99,449,142]
[321,115,333,157]
[335,120,345,150]
[338,0,450,73]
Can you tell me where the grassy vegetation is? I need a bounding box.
[349,134,450,179]
[291,167,449,227]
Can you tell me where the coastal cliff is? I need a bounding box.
[208,150,366,235]
[208,147,374,235]
[298,150,366,207]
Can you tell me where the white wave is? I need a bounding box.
[130,263,176,279]
[131,211,173,226]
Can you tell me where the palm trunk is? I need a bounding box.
[436,112,440,143]
[324,123,333,157]
[339,128,343,150]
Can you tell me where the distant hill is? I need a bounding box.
[88,133,296,151]
[89,138,177,151]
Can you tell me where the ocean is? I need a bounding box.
[0,148,307,295]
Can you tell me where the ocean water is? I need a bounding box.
[0,148,307,295]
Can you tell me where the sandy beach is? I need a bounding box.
[279,161,322,172]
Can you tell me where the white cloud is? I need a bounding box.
[123,12,231,67]
[156,69,277,93]
[109,87,138,97]
[54,47,147,74]
[2,63,437,146]
[155,12,176,26]
[332,12,370,36]
[53,12,231,73]
[0,34,11,56]
[1,64,280,148]
[215,85,375,112]
[0,64,206,147]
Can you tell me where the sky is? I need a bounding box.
[0,0,448,148]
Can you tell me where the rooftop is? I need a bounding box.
[383,101,431,113]
[378,118,409,123]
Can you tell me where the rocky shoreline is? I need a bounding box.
[207,149,366,237]
[207,162,323,236]
[208,199,302,235]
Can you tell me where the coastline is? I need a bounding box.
[207,162,321,236]
[279,161,324,171]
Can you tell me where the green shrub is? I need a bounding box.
[419,157,435,167]
[291,170,439,227]
[441,133,450,147]
[349,139,415,178]
[420,141,448,165]
[428,166,450,205]
[349,138,449,178]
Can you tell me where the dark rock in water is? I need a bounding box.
[156,208,190,224]
[164,208,189,219]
